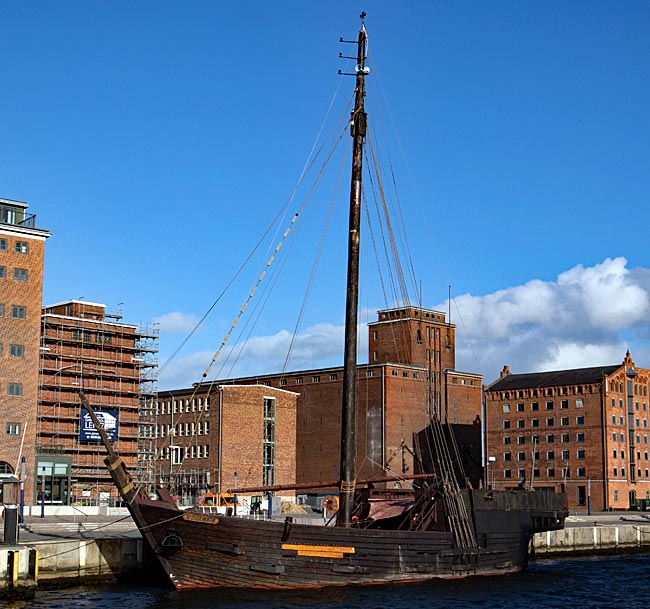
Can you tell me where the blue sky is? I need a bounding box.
[2,2,650,388]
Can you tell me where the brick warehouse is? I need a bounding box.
[38,300,158,505]
[484,351,650,512]
[0,197,50,502]
[150,306,483,503]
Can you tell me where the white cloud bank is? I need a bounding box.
[448,257,650,382]
[158,257,650,389]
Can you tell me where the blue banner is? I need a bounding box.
[80,408,119,442]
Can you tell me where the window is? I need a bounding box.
[561,450,570,460]
[576,398,584,408]
[517,419,525,429]
[517,451,526,461]
[614,490,619,502]
[576,416,585,425]
[546,401,554,410]
[546,434,555,443]
[9,344,24,358]
[0,238,5,250]
[518,469,526,479]
[15,241,28,254]
[0,304,3,317]
[548,468,555,478]
[517,403,524,412]
[547,450,555,460]
[312,376,320,383]
[504,436,511,445]
[546,418,555,427]
[0,266,5,279]
[296,377,303,384]
[280,379,287,386]
[263,397,276,486]
[611,398,616,408]
[517,436,526,445]
[577,449,586,459]
[6,423,20,436]
[504,452,512,461]
[560,400,568,409]
[503,420,511,429]
[613,449,617,458]
[504,469,512,478]
[11,306,26,319]
[13,268,27,282]
[561,433,570,443]
[613,432,617,442]
[560,417,569,426]
[8,383,23,396]
[502,404,510,413]
[531,402,539,411]
[612,415,617,425]
[576,432,585,442]
[391,370,398,377]
[562,467,570,477]
[532,418,539,428]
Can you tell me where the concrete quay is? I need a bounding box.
[3,508,650,591]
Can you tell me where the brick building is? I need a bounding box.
[151,385,298,505]
[153,306,482,502]
[0,197,50,502]
[37,300,158,505]
[484,352,650,511]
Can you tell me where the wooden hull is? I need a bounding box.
[132,489,566,589]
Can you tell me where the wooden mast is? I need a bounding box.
[338,14,368,528]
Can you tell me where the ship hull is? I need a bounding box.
[133,488,566,589]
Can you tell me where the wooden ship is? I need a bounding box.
[83,15,567,589]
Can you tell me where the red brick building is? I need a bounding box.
[152,385,298,505]
[0,197,50,502]
[38,300,158,505]
[484,352,650,511]
[153,306,482,502]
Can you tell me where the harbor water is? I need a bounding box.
[3,554,650,609]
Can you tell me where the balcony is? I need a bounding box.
[0,203,37,228]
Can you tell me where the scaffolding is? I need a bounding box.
[37,300,159,505]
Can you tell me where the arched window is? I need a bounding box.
[0,461,14,475]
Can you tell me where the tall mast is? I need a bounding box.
[338,14,368,528]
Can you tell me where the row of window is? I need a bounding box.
[611,398,648,411]
[612,467,650,479]
[610,380,648,396]
[71,329,112,344]
[157,397,210,415]
[505,449,585,461]
[6,422,20,436]
[612,415,648,428]
[503,416,585,429]
[503,466,586,478]
[0,305,26,319]
[164,444,211,463]
[0,267,28,281]
[502,399,584,413]
[154,421,210,438]
[612,432,650,444]
[613,449,650,461]
[504,432,584,445]
[0,344,24,358]
[0,239,29,254]
[499,386,588,400]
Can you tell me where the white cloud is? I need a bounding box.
[153,311,200,334]
[446,257,650,383]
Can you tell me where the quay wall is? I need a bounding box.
[533,524,650,557]
[31,538,144,588]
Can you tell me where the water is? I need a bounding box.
[4,554,650,609]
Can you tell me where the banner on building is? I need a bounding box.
[80,408,119,442]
